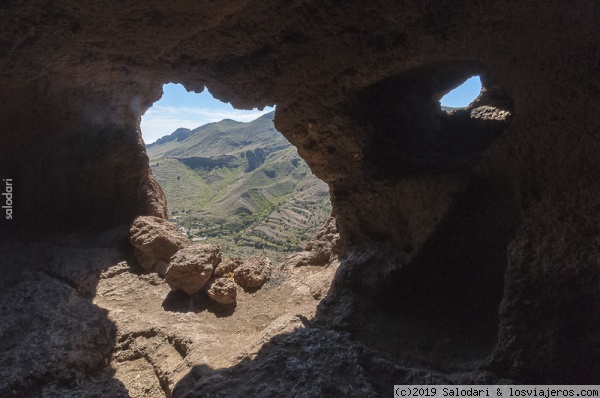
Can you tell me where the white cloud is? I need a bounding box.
[140,105,274,144]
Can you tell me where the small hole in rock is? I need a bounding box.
[439,75,482,112]
[358,64,512,175]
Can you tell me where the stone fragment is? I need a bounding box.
[234,254,272,289]
[165,244,222,296]
[206,277,237,304]
[214,256,243,277]
[129,216,189,274]
[282,217,340,268]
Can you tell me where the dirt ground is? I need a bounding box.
[0,235,508,398]
[94,257,338,397]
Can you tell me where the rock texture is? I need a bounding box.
[129,216,190,274]
[206,277,237,304]
[0,0,599,392]
[165,244,222,296]
[0,241,129,397]
[213,256,243,277]
[234,254,272,289]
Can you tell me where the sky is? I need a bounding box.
[440,76,482,108]
[141,77,481,144]
[140,83,274,144]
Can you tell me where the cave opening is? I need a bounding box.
[358,62,513,177]
[348,63,517,372]
[439,75,483,111]
[141,83,332,264]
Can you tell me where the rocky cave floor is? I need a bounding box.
[0,231,511,398]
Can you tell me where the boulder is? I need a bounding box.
[234,254,272,289]
[165,244,222,296]
[129,216,189,274]
[214,256,243,277]
[206,277,237,304]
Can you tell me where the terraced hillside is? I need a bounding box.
[147,112,331,262]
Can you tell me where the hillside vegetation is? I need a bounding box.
[147,112,331,262]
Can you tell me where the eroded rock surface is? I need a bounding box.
[234,254,272,289]
[0,242,128,397]
[213,256,243,277]
[130,216,190,274]
[165,244,222,296]
[206,277,237,304]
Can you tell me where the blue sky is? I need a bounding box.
[440,76,482,108]
[141,83,274,144]
[141,78,481,144]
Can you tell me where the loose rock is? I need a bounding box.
[129,216,189,274]
[214,257,243,277]
[303,216,339,263]
[234,254,272,289]
[206,277,237,304]
[165,244,222,296]
[282,217,340,268]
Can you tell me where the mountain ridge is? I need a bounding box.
[146,111,331,261]
[146,111,284,160]
[148,127,192,147]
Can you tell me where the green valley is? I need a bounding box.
[147,112,331,262]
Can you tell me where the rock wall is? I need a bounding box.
[0,74,166,236]
[1,0,599,383]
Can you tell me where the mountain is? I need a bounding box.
[148,127,192,147]
[441,105,462,112]
[146,111,331,261]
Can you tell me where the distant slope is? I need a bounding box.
[148,127,192,147]
[147,112,288,160]
[441,105,461,112]
[147,112,331,261]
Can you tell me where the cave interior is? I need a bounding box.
[1,0,599,395]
